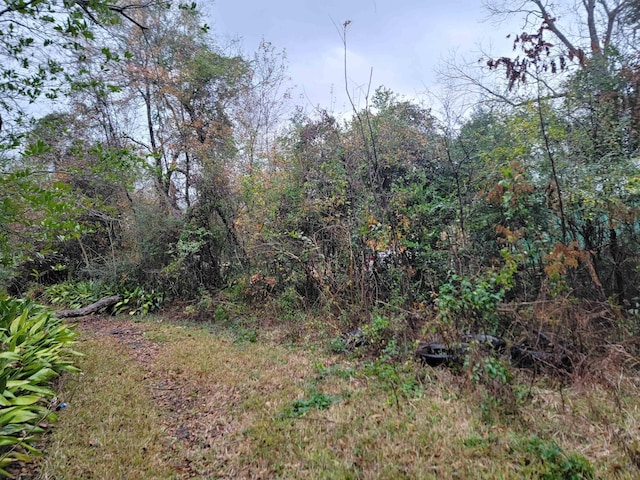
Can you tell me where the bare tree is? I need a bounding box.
[232,40,292,173]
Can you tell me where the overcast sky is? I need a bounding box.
[205,0,525,114]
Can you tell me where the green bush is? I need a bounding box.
[361,313,393,355]
[514,434,594,479]
[0,297,79,476]
[44,280,107,309]
[328,336,347,354]
[436,248,517,333]
[113,286,164,316]
[280,389,342,418]
[463,345,522,424]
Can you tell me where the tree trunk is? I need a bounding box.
[54,295,122,318]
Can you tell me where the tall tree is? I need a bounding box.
[233,40,292,173]
[484,0,640,301]
[0,0,165,142]
[0,0,162,276]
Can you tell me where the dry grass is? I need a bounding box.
[37,335,173,479]
[34,316,640,479]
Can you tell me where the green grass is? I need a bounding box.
[37,317,640,479]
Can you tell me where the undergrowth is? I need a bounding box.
[43,280,164,316]
[37,315,640,479]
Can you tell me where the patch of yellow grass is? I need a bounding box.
[144,321,640,479]
[37,336,173,479]
[37,318,640,479]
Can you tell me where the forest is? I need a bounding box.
[1,0,640,477]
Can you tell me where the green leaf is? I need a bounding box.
[0,436,22,447]
[9,395,41,406]
[9,311,26,336]
[29,317,47,336]
[27,368,57,383]
[0,406,39,424]
[18,384,55,396]
[0,352,20,361]
[5,380,30,389]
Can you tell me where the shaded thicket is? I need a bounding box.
[1,0,639,372]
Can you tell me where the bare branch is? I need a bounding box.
[531,0,582,55]
[599,0,632,50]
[583,0,601,53]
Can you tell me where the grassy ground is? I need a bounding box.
[37,334,173,479]
[35,315,640,479]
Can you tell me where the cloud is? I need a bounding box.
[207,0,522,114]
[288,44,376,112]
[297,43,426,114]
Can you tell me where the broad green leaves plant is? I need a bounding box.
[113,286,164,316]
[0,297,79,476]
[44,280,164,316]
[44,280,107,309]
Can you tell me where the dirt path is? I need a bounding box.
[34,313,320,479]
[74,316,241,478]
[76,315,163,363]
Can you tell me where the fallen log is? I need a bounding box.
[54,295,122,318]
